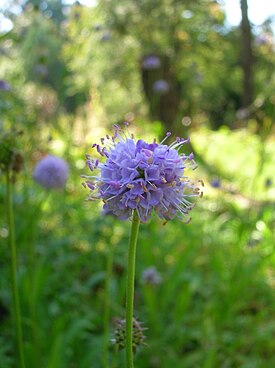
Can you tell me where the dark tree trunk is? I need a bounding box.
[141,55,180,133]
[240,0,253,107]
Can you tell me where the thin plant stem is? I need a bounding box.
[125,210,140,368]
[102,242,114,368]
[6,168,25,368]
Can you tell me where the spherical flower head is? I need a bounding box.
[33,155,68,189]
[142,55,161,70]
[153,79,169,94]
[83,125,203,223]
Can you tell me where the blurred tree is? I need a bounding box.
[20,11,63,90]
[240,0,253,107]
[1,0,273,132]
[99,0,243,131]
[23,0,65,26]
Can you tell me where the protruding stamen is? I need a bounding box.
[160,131,171,145]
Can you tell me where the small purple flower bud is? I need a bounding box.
[210,178,221,188]
[142,55,161,70]
[34,64,48,78]
[153,79,169,94]
[101,31,111,41]
[33,155,68,189]
[141,266,162,285]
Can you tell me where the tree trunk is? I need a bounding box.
[240,0,253,107]
[141,55,180,132]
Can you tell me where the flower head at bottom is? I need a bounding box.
[111,318,147,352]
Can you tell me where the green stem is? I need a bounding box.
[125,210,140,368]
[6,169,25,368]
[102,242,114,368]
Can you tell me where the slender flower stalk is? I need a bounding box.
[125,210,140,367]
[6,168,25,368]
[102,241,114,368]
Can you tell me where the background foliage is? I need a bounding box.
[0,0,275,367]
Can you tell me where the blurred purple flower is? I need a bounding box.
[210,178,221,188]
[33,155,68,189]
[83,124,202,223]
[153,79,169,94]
[34,64,48,78]
[255,34,270,45]
[141,266,162,285]
[94,24,102,31]
[101,31,111,41]
[265,178,272,188]
[142,56,161,70]
[0,79,11,92]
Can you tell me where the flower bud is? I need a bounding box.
[112,317,147,353]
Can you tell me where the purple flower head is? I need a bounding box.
[0,79,11,92]
[142,56,161,70]
[141,266,162,285]
[83,125,203,223]
[153,79,169,94]
[33,155,68,189]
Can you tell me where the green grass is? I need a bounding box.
[0,126,275,368]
